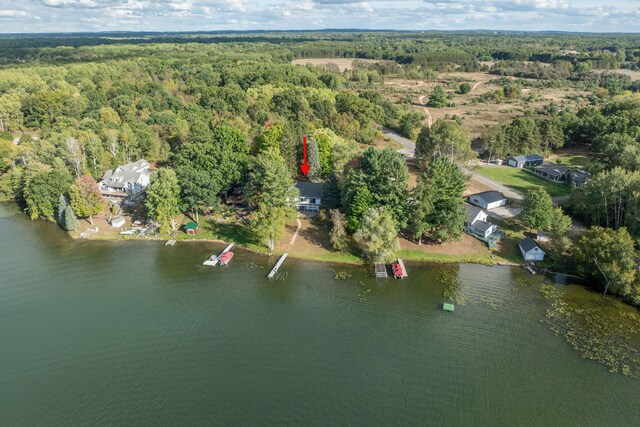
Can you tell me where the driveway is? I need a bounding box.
[383,127,415,158]
[462,166,525,201]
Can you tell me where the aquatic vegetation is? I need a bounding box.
[438,268,466,305]
[541,284,640,378]
[334,269,352,280]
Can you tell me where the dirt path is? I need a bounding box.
[472,80,489,92]
[418,95,433,128]
[289,217,302,245]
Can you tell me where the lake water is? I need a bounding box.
[1,203,639,426]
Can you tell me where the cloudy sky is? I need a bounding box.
[0,0,639,33]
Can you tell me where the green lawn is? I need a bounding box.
[477,167,571,198]
[554,154,591,170]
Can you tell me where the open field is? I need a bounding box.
[292,58,383,71]
[477,166,572,197]
[548,147,592,170]
[378,71,590,138]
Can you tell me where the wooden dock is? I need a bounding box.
[203,243,235,267]
[374,262,388,278]
[165,240,176,246]
[268,253,288,279]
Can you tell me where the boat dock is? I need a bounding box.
[165,240,176,246]
[203,243,235,267]
[374,262,388,278]
[268,253,288,279]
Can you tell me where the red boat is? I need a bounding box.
[391,259,407,279]
[218,251,234,266]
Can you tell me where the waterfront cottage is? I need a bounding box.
[507,154,544,168]
[99,160,151,204]
[464,205,497,239]
[468,191,508,210]
[290,181,324,213]
[519,237,546,261]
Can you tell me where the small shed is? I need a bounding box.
[111,216,126,229]
[519,237,546,261]
[184,222,199,235]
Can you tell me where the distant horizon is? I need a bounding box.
[1,28,640,36]
[2,0,640,34]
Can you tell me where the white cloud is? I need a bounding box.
[0,10,28,17]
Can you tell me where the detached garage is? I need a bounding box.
[519,237,546,261]
[468,191,508,210]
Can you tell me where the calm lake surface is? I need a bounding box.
[1,203,639,426]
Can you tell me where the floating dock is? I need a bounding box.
[268,253,288,279]
[443,303,455,312]
[374,262,388,278]
[203,243,235,267]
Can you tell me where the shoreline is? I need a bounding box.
[71,232,519,267]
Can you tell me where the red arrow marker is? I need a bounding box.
[300,136,310,176]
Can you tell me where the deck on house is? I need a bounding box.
[268,253,288,279]
[203,243,235,267]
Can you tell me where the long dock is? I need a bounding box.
[268,253,288,279]
[203,243,235,267]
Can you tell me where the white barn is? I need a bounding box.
[519,237,546,261]
[468,191,508,210]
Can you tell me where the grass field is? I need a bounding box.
[477,167,571,197]
[553,153,590,169]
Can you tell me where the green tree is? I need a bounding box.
[573,227,637,297]
[57,194,69,227]
[521,188,553,232]
[307,137,321,179]
[68,175,105,225]
[415,120,475,164]
[145,168,181,235]
[329,209,348,252]
[22,162,72,220]
[353,207,400,262]
[458,83,472,94]
[63,205,79,232]
[320,173,341,210]
[549,207,572,237]
[428,85,448,108]
[245,150,297,249]
[409,157,467,243]
[398,110,425,139]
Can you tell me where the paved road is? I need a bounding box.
[383,127,415,158]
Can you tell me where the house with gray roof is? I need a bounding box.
[567,170,591,188]
[99,159,151,203]
[534,163,570,183]
[507,154,544,168]
[468,191,508,210]
[465,205,497,239]
[519,237,546,261]
[290,181,324,213]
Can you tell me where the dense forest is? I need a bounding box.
[0,31,639,304]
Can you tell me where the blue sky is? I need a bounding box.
[0,0,639,33]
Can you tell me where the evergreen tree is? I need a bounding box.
[521,188,553,232]
[409,157,466,243]
[307,137,321,179]
[63,205,79,231]
[57,194,68,226]
[428,85,448,108]
[320,173,341,211]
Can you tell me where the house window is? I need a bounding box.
[309,198,316,204]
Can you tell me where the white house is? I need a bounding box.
[465,205,497,239]
[99,160,151,203]
[291,181,324,213]
[519,237,546,261]
[468,191,508,210]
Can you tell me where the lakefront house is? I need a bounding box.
[290,181,324,213]
[98,159,151,203]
